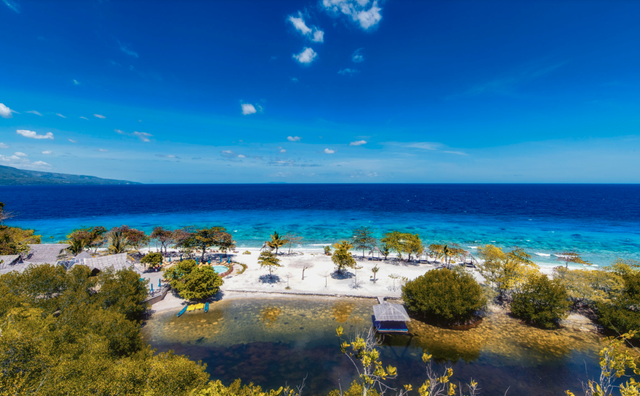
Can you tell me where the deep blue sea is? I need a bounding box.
[2,184,639,267]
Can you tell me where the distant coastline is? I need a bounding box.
[0,165,139,186]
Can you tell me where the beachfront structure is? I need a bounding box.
[372,302,411,334]
[75,253,135,275]
[0,244,69,274]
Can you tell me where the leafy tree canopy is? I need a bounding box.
[141,252,164,267]
[402,268,486,325]
[477,245,539,301]
[0,225,41,255]
[352,226,376,257]
[553,267,624,307]
[164,259,223,301]
[511,272,570,329]
[267,231,288,255]
[332,240,357,273]
[258,251,282,277]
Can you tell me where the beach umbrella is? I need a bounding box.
[208,259,211,264]
[219,256,222,263]
[158,279,162,288]
[168,256,171,262]
[227,257,231,264]
[150,284,154,293]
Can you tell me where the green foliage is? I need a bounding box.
[195,378,298,396]
[163,260,223,301]
[324,245,332,255]
[381,231,423,260]
[597,272,640,341]
[267,231,288,255]
[107,225,148,253]
[258,251,282,277]
[332,240,357,273]
[242,250,251,255]
[175,227,235,260]
[511,273,570,329]
[477,244,539,301]
[352,226,376,257]
[141,252,164,267]
[67,226,107,255]
[402,268,485,325]
[605,258,640,277]
[553,267,624,307]
[0,225,41,255]
[0,263,210,395]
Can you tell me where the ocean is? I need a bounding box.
[2,184,639,268]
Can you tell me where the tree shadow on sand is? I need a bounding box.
[259,274,281,284]
[331,271,355,280]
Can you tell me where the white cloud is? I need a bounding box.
[288,13,312,35]
[241,103,257,115]
[132,131,152,142]
[322,0,383,30]
[73,79,80,85]
[0,103,13,118]
[42,151,52,154]
[2,0,20,13]
[312,30,325,43]
[293,47,317,65]
[352,48,364,63]
[288,12,324,43]
[390,141,468,156]
[16,130,54,140]
[115,129,125,134]
[238,154,246,158]
[117,40,139,58]
[26,110,42,116]
[98,149,108,152]
[324,148,336,154]
[349,140,367,146]
[338,68,359,75]
[80,116,89,120]
[56,113,66,118]
[94,114,106,119]
[280,149,287,153]
[68,139,77,143]
[156,154,176,158]
[0,143,8,149]
[0,153,50,169]
[14,152,27,157]
[287,136,301,142]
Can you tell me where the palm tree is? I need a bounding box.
[108,230,130,254]
[267,231,288,255]
[67,238,87,255]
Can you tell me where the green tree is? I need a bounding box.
[332,240,357,273]
[258,251,282,278]
[0,225,41,255]
[380,243,390,260]
[477,244,539,301]
[402,268,486,325]
[141,252,164,268]
[380,231,403,258]
[402,233,423,261]
[352,226,376,258]
[107,225,148,253]
[267,231,288,255]
[151,226,174,254]
[67,226,107,255]
[163,259,223,301]
[179,227,234,261]
[597,272,640,341]
[511,272,570,329]
[553,267,624,308]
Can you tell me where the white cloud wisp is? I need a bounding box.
[16,130,54,140]
[322,0,383,30]
[349,140,367,146]
[0,103,13,118]
[288,12,324,43]
[293,47,317,65]
[241,103,257,115]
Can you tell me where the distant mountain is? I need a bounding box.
[0,165,140,186]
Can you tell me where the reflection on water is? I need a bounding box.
[142,297,607,395]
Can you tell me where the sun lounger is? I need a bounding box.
[186,305,196,312]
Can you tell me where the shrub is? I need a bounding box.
[402,268,485,325]
[596,272,640,340]
[511,273,570,329]
[163,260,223,301]
[243,250,251,255]
[324,245,332,256]
[141,252,163,267]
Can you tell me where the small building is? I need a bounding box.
[24,244,70,265]
[80,253,135,275]
[372,302,411,334]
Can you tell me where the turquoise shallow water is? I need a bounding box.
[3,184,639,268]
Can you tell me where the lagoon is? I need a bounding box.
[142,296,604,395]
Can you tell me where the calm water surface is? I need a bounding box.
[142,297,605,395]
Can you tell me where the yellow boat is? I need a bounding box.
[194,303,205,310]
[186,305,196,312]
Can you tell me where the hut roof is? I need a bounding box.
[373,303,411,322]
[0,255,22,273]
[75,251,93,260]
[81,253,133,272]
[24,244,69,264]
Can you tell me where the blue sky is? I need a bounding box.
[1,0,639,183]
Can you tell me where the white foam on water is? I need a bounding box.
[535,253,551,257]
[468,246,478,249]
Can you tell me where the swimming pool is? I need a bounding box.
[212,265,228,274]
